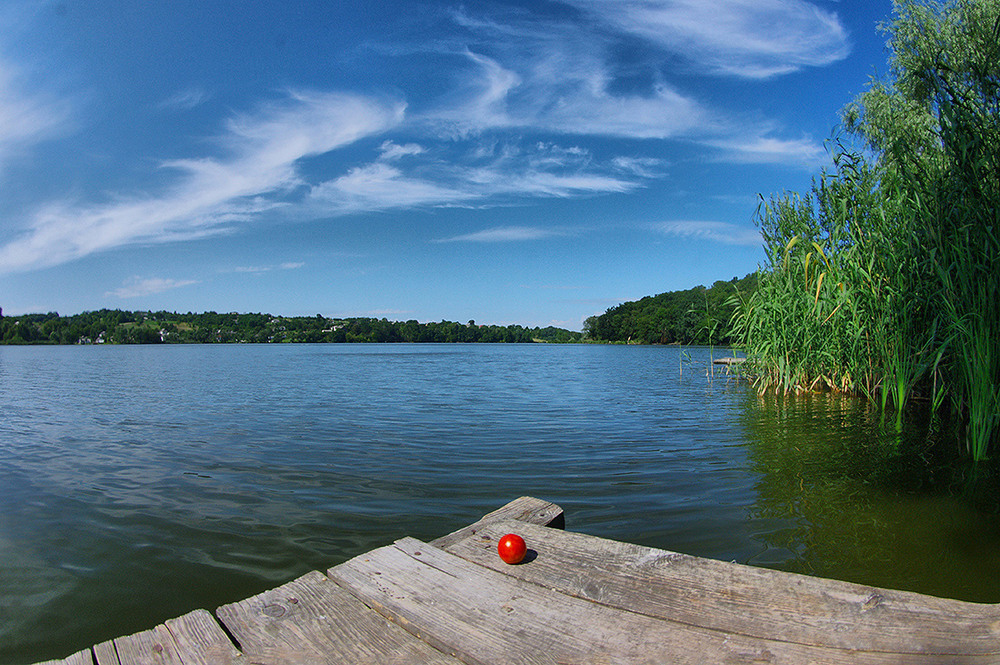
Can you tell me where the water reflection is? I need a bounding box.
[740,392,1000,602]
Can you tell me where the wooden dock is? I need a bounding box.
[712,357,747,365]
[36,497,1000,664]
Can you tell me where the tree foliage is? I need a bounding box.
[587,274,757,344]
[0,310,583,345]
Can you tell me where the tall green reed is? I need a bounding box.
[733,141,997,459]
[733,0,999,460]
[733,152,895,399]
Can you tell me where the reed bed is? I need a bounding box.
[732,0,999,460]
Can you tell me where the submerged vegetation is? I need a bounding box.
[733,0,999,460]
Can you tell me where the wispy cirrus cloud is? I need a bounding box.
[378,140,426,161]
[312,162,476,212]
[425,2,836,164]
[0,91,404,274]
[434,225,568,243]
[653,220,762,246]
[560,0,850,79]
[158,87,211,111]
[473,169,635,197]
[0,0,842,279]
[231,262,305,273]
[0,60,69,171]
[428,14,709,140]
[705,134,828,167]
[106,276,198,299]
[612,157,668,178]
[310,141,642,214]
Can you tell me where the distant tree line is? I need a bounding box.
[0,309,584,345]
[584,274,757,345]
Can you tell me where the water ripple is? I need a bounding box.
[0,344,994,664]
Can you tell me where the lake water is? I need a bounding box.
[2,343,998,663]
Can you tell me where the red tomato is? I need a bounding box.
[497,533,527,564]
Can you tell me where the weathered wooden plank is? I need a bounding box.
[444,520,1000,657]
[216,569,463,664]
[34,648,95,665]
[94,624,181,665]
[332,537,981,665]
[36,497,1000,665]
[430,496,564,550]
[112,624,182,665]
[92,640,118,665]
[163,610,242,665]
[92,610,240,665]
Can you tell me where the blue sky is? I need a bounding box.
[0,0,891,329]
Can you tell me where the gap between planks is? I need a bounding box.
[442,519,1000,657]
[34,497,562,665]
[328,535,1000,665]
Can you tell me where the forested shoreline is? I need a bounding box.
[585,274,756,345]
[0,276,761,347]
[0,309,583,345]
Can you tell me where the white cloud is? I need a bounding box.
[470,169,635,197]
[106,276,198,299]
[311,140,643,214]
[0,0,838,278]
[705,135,828,167]
[231,262,304,273]
[378,141,425,160]
[560,0,850,78]
[653,220,762,246]
[612,156,667,178]
[312,162,475,212]
[453,49,522,131]
[0,91,404,273]
[158,87,210,111]
[429,44,707,140]
[435,225,566,243]
[426,4,835,167]
[0,60,69,171]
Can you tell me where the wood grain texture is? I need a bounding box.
[444,520,1000,658]
[430,496,564,550]
[163,610,242,665]
[331,537,981,665]
[92,640,118,665]
[91,610,240,665]
[33,649,95,665]
[94,624,182,665]
[217,569,463,664]
[36,497,1000,665]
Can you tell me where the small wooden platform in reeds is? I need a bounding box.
[37,496,1000,664]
